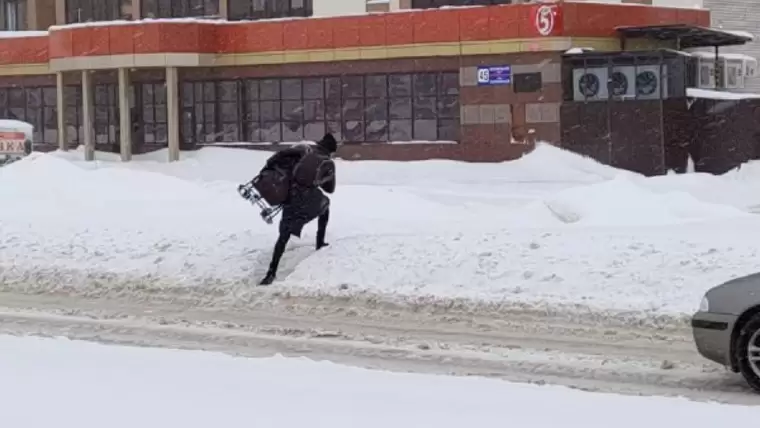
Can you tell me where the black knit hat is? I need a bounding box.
[317,133,338,153]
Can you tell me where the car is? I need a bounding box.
[0,119,33,167]
[692,272,760,392]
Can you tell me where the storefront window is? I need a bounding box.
[0,85,83,147]
[180,72,460,145]
[93,84,118,145]
[411,0,511,8]
[141,82,168,144]
[0,0,26,31]
[141,0,219,18]
[228,0,311,21]
[65,0,130,23]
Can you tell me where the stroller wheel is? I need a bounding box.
[260,208,274,224]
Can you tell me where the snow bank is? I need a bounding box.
[0,336,760,428]
[0,153,272,282]
[0,30,47,38]
[687,88,760,100]
[542,175,749,226]
[3,335,759,428]
[2,143,760,323]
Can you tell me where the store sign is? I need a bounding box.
[534,4,559,36]
[0,131,26,155]
[477,66,512,85]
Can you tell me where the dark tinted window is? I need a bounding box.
[228,0,312,21]
[412,0,511,9]
[66,0,129,23]
[140,82,169,145]
[0,85,86,147]
[513,72,542,93]
[180,72,460,145]
[141,0,219,18]
[0,0,27,30]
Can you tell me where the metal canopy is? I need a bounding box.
[615,24,753,49]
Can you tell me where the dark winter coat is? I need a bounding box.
[263,135,337,237]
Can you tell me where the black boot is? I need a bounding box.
[260,233,289,286]
[259,270,276,286]
[316,209,329,250]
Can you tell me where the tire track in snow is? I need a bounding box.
[0,292,757,405]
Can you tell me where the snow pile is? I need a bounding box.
[643,167,760,213]
[542,175,749,226]
[3,335,759,428]
[0,152,254,231]
[2,143,760,322]
[5,336,760,428]
[0,153,272,281]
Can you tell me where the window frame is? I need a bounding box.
[65,0,126,24]
[179,72,460,146]
[0,84,85,147]
[411,0,511,9]
[513,72,543,93]
[0,0,27,31]
[228,0,312,21]
[141,0,220,19]
[93,83,119,146]
[139,82,169,145]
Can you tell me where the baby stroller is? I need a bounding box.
[237,167,289,224]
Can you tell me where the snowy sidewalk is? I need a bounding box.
[1,144,760,320]
[1,335,758,428]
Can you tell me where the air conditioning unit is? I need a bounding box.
[572,67,609,102]
[695,56,716,89]
[722,58,744,89]
[744,57,758,79]
[608,66,635,99]
[635,64,667,100]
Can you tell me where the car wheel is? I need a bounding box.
[734,313,760,393]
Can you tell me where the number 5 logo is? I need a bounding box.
[535,5,556,36]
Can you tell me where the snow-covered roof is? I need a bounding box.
[47,6,481,31]
[564,47,595,54]
[49,18,229,31]
[0,30,48,38]
[686,88,760,100]
[690,51,756,62]
[724,30,755,41]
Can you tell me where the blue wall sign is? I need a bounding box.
[477,65,512,85]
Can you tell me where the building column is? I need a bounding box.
[219,0,229,19]
[55,72,66,151]
[118,68,132,162]
[81,70,94,161]
[27,0,39,29]
[166,66,180,162]
[54,0,66,25]
[132,0,142,19]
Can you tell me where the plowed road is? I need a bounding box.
[0,291,757,405]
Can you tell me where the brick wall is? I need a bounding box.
[458,52,562,148]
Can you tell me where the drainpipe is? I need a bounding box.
[715,45,722,89]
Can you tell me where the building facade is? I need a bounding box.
[702,0,760,92]
[577,0,760,92]
[0,1,710,162]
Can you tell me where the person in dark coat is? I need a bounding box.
[259,133,338,286]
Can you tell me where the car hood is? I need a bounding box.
[706,272,760,315]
